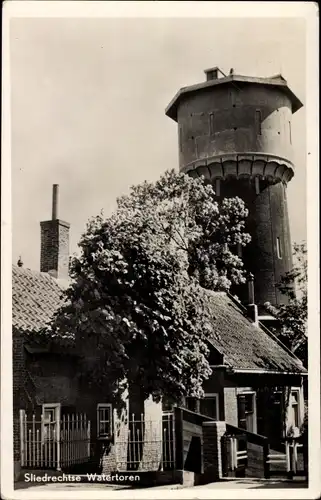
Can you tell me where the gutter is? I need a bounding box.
[231,368,307,376]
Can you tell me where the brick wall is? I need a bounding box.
[202,421,226,482]
[40,219,70,279]
[12,330,27,465]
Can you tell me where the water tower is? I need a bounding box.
[165,67,303,308]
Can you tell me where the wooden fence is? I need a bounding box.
[174,406,216,473]
[224,424,305,479]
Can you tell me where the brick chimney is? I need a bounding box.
[246,273,259,326]
[40,184,70,279]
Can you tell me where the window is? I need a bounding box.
[179,126,183,152]
[199,394,219,420]
[215,178,221,197]
[276,237,282,259]
[209,112,215,135]
[97,404,113,439]
[255,110,262,135]
[237,392,257,433]
[185,397,199,413]
[162,396,176,412]
[42,403,60,441]
[289,121,292,144]
[185,394,219,420]
[255,177,260,195]
[289,390,300,428]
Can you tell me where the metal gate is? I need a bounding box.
[20,409,91,470]
[114,412,175,471]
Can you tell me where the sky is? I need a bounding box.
[10,15,306,272]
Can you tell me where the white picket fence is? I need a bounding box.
[20,410,91,470]
[114,411,176,471]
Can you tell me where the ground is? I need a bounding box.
[14,477,308,491]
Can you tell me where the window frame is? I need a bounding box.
[184,393,219,420]
[185,396,199,413]
[289,389,300,429]
[255,109,262,135]
[179,125,183,152]
[209,112,215,135]
[97,403,113,440]
[41,403,61,442]
[289,121,292,144]
[215,178,221,197]
[237,391,257,434]
[200,393,220,420]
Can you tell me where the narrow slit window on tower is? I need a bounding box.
[179,126,183,152]
[276,237,282,259]
[209,112,215,135]
[255,177,260,195]
[255,110,262,135]
[289,121,292,144]
[215,178,221,197]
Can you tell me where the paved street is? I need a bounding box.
[15,477,308,491]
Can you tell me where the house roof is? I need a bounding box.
[12,265,306,375]
[165,73,304,121]
[206,292,306,374]
[12,265,68,333]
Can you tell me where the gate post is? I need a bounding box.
[202,421,226,483]
[263,438,270,479]
[56,416,61,471]
[19,409,26,467]
[87,420,91,459]
[174,407,184,470]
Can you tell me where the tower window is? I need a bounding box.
[209,113,215,135]
[276,237,282,259]
[255,110,262,135]
[215,178,221,197]
[179,126,183,152]
[289,121,292,144]
[255,177,260,195]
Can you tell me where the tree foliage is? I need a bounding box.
[265,242,307,365]
[50,170,250,404]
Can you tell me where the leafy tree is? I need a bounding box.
[265,242,307,366]
[50,170,250,405]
